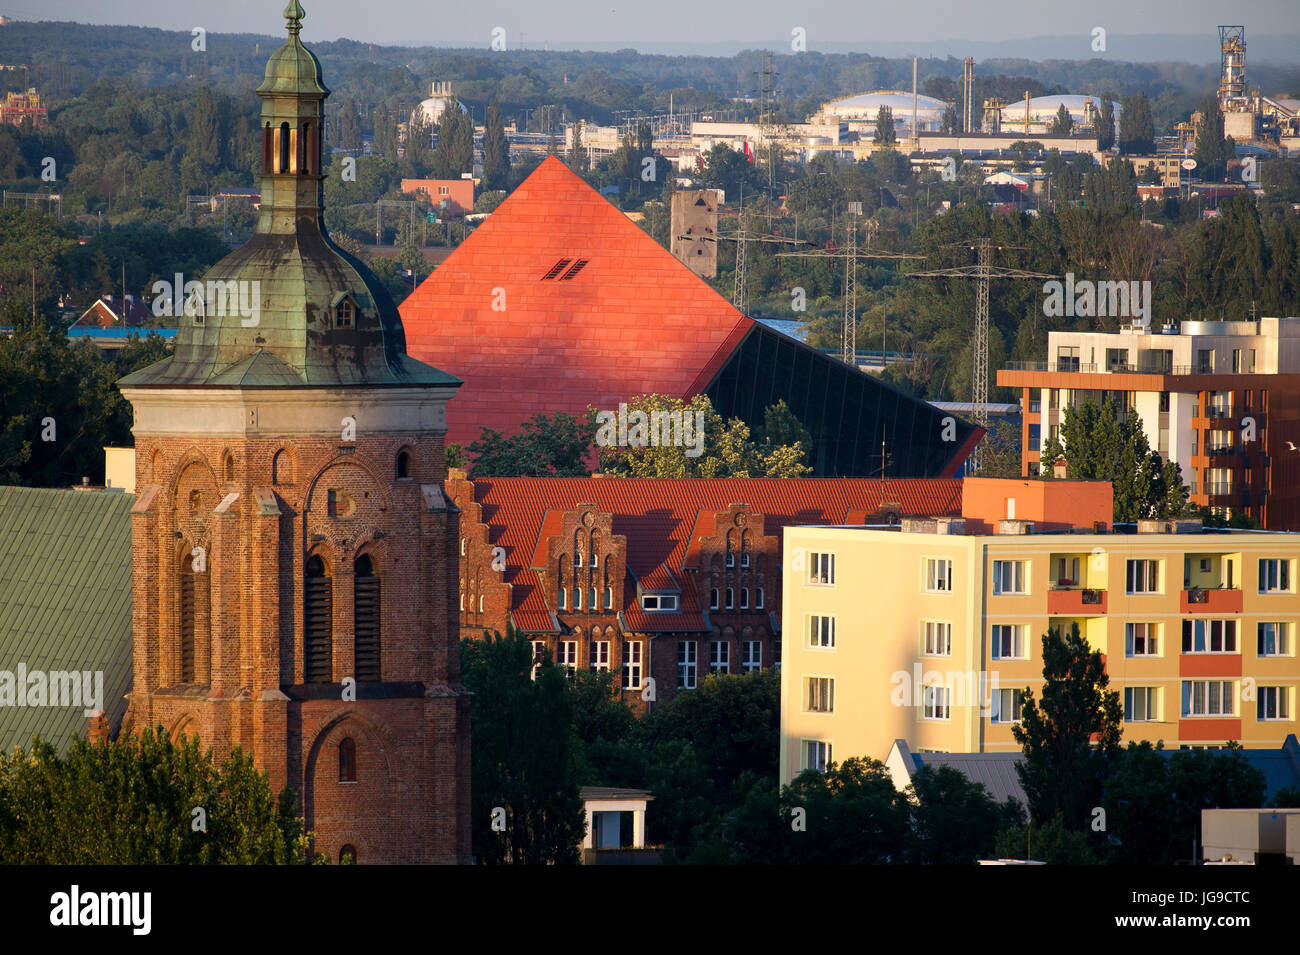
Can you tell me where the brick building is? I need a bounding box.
[116,2,470,865]
[401,178,474,216]
[447,471,966,708]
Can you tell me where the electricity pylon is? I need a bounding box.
[910,238,1055,471]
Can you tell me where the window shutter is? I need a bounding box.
[305,566,333,683]
[354,570,381,682]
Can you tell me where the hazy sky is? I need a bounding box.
[8,0,1299,48]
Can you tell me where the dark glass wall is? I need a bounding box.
[704,326,978,477]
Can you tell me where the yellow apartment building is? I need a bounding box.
[779,517,1300,784]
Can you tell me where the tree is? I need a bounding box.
[1040,397,1189,522]
[874,106,896,146]
[466,411,595,477]
[1096,94,1116,151]
[974,419,1022,478]
[1011,623,1123,829]
[482,101,511,192]
[566,120,590,174]
[460,632,586,864]
[908,765,1024,864]
[1118,92,1155,155]
[1193,95,1230,182]
[0,728,318,863]
[594,393,812,478]
[940,105,960,135]
[1050,103,1074,136]
[338,98,362,151]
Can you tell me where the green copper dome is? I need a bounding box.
[121,2,456,391]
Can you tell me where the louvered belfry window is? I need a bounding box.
[354,555,381,682]
[305,555,333,683]
[180,568,196,683]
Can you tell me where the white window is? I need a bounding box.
[589,587,597,610]
[756,587,764,609]
[604,587,613,610]
[710,640,730,674]
[922,685,951,720]
[557,640,577,671]
[921,620,951,656]
[1258,622,1291,657]
[808,552,835,585]
[590,640,610,671]
[1257,686,1292,721]
[992,560,1026,595]
[530,641,546,681]
[1124,686,1159,722]
[1125,622,1159,657]
[460,538,466,556]
[710,587,719,610]
[678,640,697,689]
[558,588,567,610]
[572,586,581,610]
[990,688,1022,723]
[1126,559,1160,594]
[739,588,749,609]
[1258,559,1292,593]
[802,739,832,773]
[925,558,953,593]
[741,553,750,568]
[991,624,1026,660]
[459,593,465,611]
[622,640,642,689]
[1182,619,1237,654]
[725,587,734,609]
[1182,680,1236,717]
[805,676,834,713]
[478,595,484,612]
[808,615,835,649]
[726,551,735,568]
[742,640,762,672]
[641,594,679,611]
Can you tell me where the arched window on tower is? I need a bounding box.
[278,121,290,173]
[180,561,197,683]
[396,450,410,479]
[272,449,292,485]
[223,452,235,483]
[305,555,333,683]
[338,737,357,782]
[301,121,312,174]
[262,122,273,173]
[354,555,381,682]
[339,844,357,865]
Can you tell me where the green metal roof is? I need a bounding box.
[0,487,134,753]
[258,0,327,96]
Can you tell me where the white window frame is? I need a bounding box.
[920,619,952,657]
[641,593,679,612]
[807,614,835,649]
[922,684,951,721]
[739,587,749,610]
[1125,622,1160,657]
[709,639,730,674]
[1181,679,1236,717]
[1258,622,1291,657]
[992,560,1026,595]
[709,587,719,610]
[924,557,953,594]
[678,640,697,690]
[802,739,832,773]
[1258,558,1292,594]
[805,676,834,713]
[1124,686,1160,722]
[808,552,835,586]
[990,688,1022,724]
[604,587,613,610]
[1181,618,1238,654]
[557,640,577,671]
[590,639,610,671]
[622,640,643,690]
[1126,559,1160,594]
[990,624,1026,660]
[742,640,762,672]
[1257,686,1292,722]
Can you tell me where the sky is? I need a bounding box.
[7,0,1300,54]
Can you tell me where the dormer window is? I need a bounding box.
[334,297,354,328]
[186,288,205,326]
[641,594,679,612]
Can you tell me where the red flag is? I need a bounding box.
[743,140,753,162]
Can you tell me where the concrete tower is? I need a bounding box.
[117,0,470,864]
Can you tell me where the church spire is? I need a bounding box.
[284,0,305,36]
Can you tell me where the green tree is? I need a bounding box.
[1118,92,1155,155]
[994,812,1100,864]
[338,98,362,150]
[566,120,590,174]
[1040,397,1189,522]
[1193,95,1230,182]
[460,632,586,864]
[466,411,595,477]
[908,765,1024,864]
[0,728,318,863]
[874,106,897,146]
[1096,95,1116,151]
[1050,103,1074,136]
[1011,623,1123,829]
[482,101,511,192]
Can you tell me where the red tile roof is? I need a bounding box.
[468,476,963,633]
[400,156,754,447]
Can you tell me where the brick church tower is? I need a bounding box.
[117,1,470,864]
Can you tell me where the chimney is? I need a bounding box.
[1052,459,1068,479]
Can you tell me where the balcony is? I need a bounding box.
[1047,586,1108,615]
[1180,586,1243,614]
[1002,361,1099,374]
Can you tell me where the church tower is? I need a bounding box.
[118,1,470,864]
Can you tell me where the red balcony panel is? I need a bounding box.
[1179,653,1243,678]
[1046,587,1108,615]
[1179,588,1243,614]
[1178,718,1242,742]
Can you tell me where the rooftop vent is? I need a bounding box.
[558,258,589,280]
[996,520,1035,535]
[1137,518,1203,534]
[540,258,572,280]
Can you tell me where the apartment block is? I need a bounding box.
[998,318,1300,529]
[780,515,1300,784]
